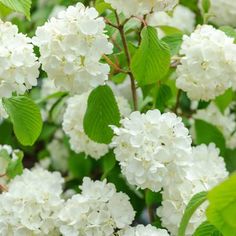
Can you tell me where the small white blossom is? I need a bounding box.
[193,103,236,149]
[199,0,236,27]
[33,3,113,94]
[176,25,236,101]
[0,20,39,98]
[105,0,178,17]
[59,177,135,236]
[111,109,192,192]
[147,5,195,38]
[63,92,131,160]
[157,144,228,235]
[0,168,64,235]
[118,225,170,236]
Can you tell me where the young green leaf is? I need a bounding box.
[178,192,208,236]
[207,174,236,236]
[3,96,43,146]
[0,0,32,20]
[131,26,171,86]
[83,85,121,144]
[162,34,183,56]
[193,221,222,236]
[202,0,211,13]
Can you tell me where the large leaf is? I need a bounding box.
[0,0,31,19]
[193,221,222,236]
[83,85,120,144]
[194,119,226,155]
[131,26,171,86]
[162,34,183,56]
[178,192,208,236]
[3,96,43,146]
[207,174,236,236]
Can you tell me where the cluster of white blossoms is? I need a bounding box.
[59,177,135,236]
[0,168,64,235]
[118,225,170,236]
[63,92,131,160]
[111,109,192,192]
[157,144,229,235]
[199,0,236,27]
[176,25,236,101]
[147,5,195,38]
[105,0,178,17]
[192,103,236,149]
[0,20,39,98]
[33,3,113,94]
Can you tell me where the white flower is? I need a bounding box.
[199,0,236,27]
[105,0,178,17]
[59,177,135,236]
[63,92,131,160]
[111,109,192,192]
[0,20,39,98]
[33,3,113,94]
[118,225,170,236]
[0,99,8,120]
[147,5,195,38]
[157,144,228,235]
[176,25,236,101]
[0,168,64,235]
[193,102,236,149]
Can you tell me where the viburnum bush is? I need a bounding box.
[1,0,236,235]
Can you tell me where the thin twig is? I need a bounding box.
[102,55,128,74]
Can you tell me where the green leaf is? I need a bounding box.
[219,26,236,41]
[224,148,236,173]
[131,26,171,86]
[3,96,43,146]
[83,85,120,144]
[202,0,211,13]
[162,34,183,56]
[0,0,32,20]
[193,221,222,236]
[6,150,24,179]
[95,0,111,14]
[145,190,162,207]
[215,89,233,113]
[207,174,236,236]
[194,119,226,155]
[101,151,116,180]
[155,84,172,111]
[178,192,208,236]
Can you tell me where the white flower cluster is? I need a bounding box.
[105,0,178,17]
[157,144,228,235]
[63,92,131,160]
[176,25,236,101]
[33,3,113,94]
[0,20,39,98]
[193,103,236,149]
[147,5,195,38]
[59,177,135,236]
[119,225,170,236]
[111,109,192,192]
[0,168,64,235]
[199,0,236,27]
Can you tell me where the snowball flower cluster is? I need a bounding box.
[33,3,113,94]
[0,20,39,98]
[176,25,236,101]
[111,109,192,192]
[119,225,170,236]
[0,168,64,235]
[199,0,236,27]
[59,177,135,236]
[157,144,228,235]
[147,5,195,38]
[63,92,131,160]
[193,102,236,149]
[105,0,178,17]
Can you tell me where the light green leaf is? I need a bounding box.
[219,26,236,41]
[178,192,208,236]
[162,34,183,56]
[0,0,32,20]
[207,174,236,236]
[193,221,222,236]
[3,96,43,146]
[156,84,172,111]
[215,89,233,113]
[202,0,211,13]
[131,26,171,86]
[83,85,120,144]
